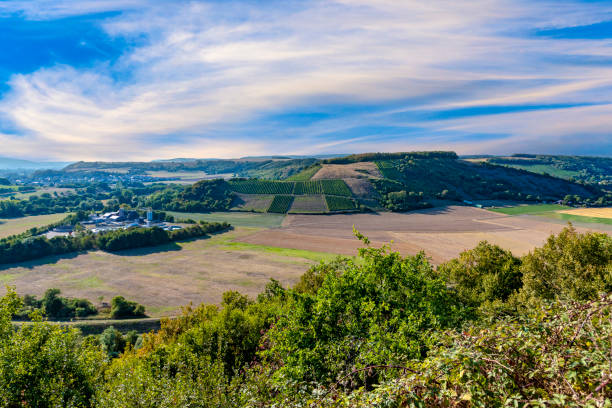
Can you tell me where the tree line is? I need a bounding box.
[0,221,230,265]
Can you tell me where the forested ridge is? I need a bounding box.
[1,225,610,407]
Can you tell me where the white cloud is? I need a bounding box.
[1,0,612,159]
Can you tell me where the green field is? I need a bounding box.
[489,204,612,225]
[267,195,294,213]
[488,204,569,215]
[503,164,581,180]
[166,211,285,228]
[0,213,70,238]
[220,242,341,263]
[538,212,612,225]
[286,164,321,181]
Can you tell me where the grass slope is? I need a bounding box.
[0,213,70,238]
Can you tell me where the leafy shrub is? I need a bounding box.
[437,241,522,312]
[264,240,466,385]
[110,296,146,319]
[0,289,105,408]
[520,225,612,302]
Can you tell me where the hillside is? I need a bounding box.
[63,158,318,180]
[368,153,604,210]
[475,154,612,185]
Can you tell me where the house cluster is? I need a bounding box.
[81,208,182,234]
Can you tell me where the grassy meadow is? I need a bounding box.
[489,204,612,225]
[0,213,69,238]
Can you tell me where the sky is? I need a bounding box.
[0,0,611,161]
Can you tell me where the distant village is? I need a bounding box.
[45,208,182,238]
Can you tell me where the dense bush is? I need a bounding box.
[110,296,146,319]
[14,288,97,320]
[0,290,105,407]
[143,179,235,212]
[437,241,522,312]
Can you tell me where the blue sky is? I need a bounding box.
[0,0,611,160]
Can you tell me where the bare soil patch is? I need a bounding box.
[288,195,327,213]
[231,193,274,212]
[312,163,382,180]
[240,206,604,264]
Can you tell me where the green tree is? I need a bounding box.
[437,241,522,311]
[0,288,104,407]
[110,296,146,319]
[265,239,465,385]
[520,225,612,302]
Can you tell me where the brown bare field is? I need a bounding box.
[557,207,612,219]
[0,228,327,316]
[312,162,382,179]
[237,206,608,264]
[288,195,327,213]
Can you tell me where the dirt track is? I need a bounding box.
[237,206,605,264]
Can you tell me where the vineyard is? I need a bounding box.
[228,180,294,195]
[228,178,355,213]
[320,179,352,196]
[267,195,294,213]
[293,181,323,195]
[325,195,358,211]
[229,179,352,196]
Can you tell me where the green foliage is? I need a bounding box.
[324,195,357,211]
[293,257,351,295]
[329,297,612,407]
[267,195,294,213]
[2,226,611,407]
[143,179,235,212]
[520,225,612,302]
[323,151,457,164]
[489,154,612,185]
[0,288,105,408]
[264,243,465,385]
[0,221,230,265]
[110,296,146,319]
[437,241,522,312]
[14,288,97,320]
[99,326,127,357]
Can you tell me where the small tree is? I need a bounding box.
[110,296,146,319]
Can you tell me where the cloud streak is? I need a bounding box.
[0,0,611,160]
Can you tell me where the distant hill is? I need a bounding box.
[480,154,612,185]
[368,152,605,211]
[0,157,70,170]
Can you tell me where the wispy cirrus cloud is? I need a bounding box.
[0,0,611,160]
